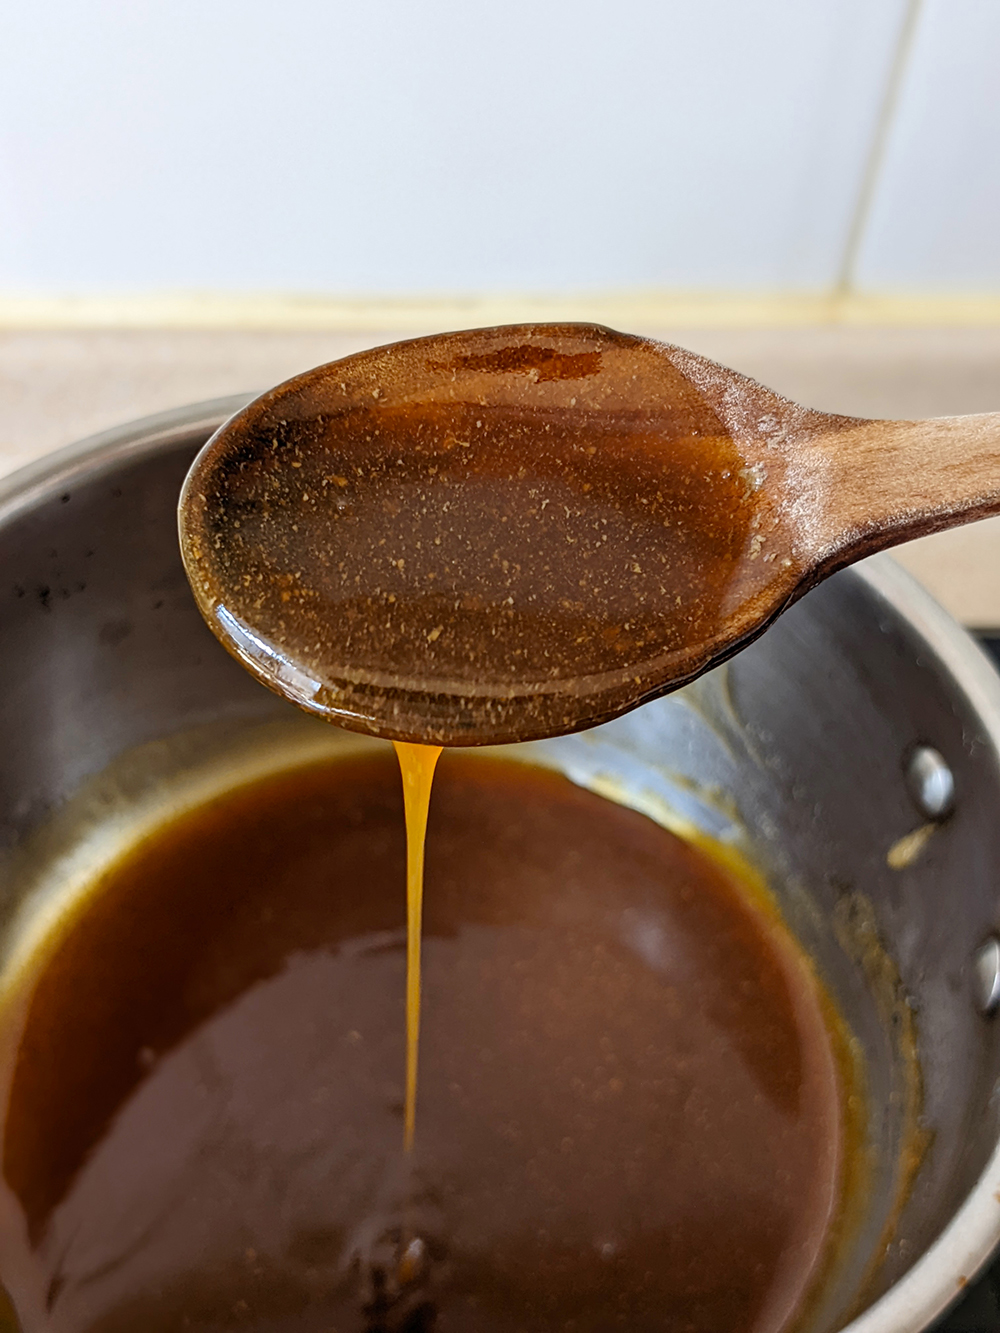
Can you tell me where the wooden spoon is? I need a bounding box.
[178,323,1000,746]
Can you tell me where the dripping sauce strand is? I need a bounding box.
[393,741,443,1151]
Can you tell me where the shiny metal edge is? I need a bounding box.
[3,411,1000,1333]
[0,394,254,525]
[845,552,1000,1333]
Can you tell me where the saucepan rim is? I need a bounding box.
[2,398,1000,1333]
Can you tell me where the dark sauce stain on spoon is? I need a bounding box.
[428,345,604,380]
[0,753,845,1333]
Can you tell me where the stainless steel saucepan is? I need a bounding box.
[2,399,1000,1333]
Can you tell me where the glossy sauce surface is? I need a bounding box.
[0,753,842,1333]
[180,325,805,743]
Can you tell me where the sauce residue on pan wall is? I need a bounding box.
[0,751,845,1333]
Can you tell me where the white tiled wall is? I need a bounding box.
[856,0,1000,291]
[6,0,994,295]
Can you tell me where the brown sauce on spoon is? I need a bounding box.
[0,752,845,1333]
[179,324,806,747]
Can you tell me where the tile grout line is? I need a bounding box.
[835,0,925,296]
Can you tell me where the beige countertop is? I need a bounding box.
[2,326,999,627]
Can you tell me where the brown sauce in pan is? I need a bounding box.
[0,752,842,1333]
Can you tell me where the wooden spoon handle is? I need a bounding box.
[801,412,1000,576]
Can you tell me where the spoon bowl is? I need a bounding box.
[178,324,1000,744]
